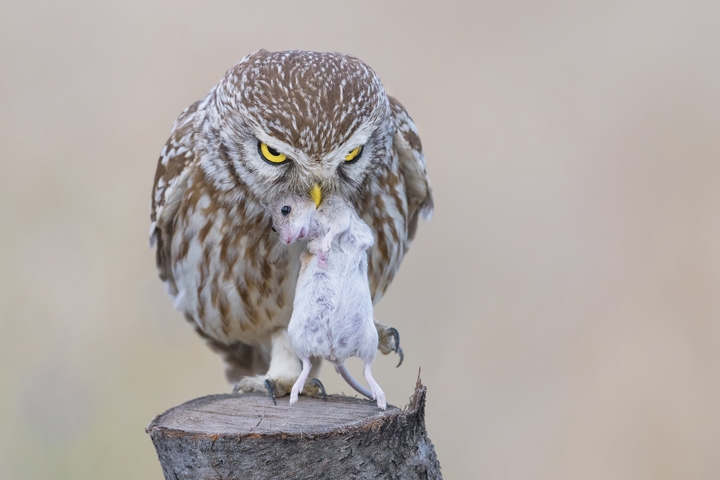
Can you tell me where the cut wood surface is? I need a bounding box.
[147,378,442,479]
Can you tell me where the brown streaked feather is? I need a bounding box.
[150,100,202,295]
[151,100,202,225]
[389,96,434,242]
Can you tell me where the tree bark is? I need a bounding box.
[146,377,442,479]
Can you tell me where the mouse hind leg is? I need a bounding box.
[363,362,386,410]
[290,357,312,405]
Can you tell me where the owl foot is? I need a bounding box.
[232,375,295,399]
[376,323,404,367]
[306,378,327,401]
[233,374,325,405]
[271,377,326,405]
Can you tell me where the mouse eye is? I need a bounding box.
[281,206,291,216]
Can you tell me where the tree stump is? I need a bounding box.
[146,378,442,479]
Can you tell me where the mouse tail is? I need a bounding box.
[335,362,374,400]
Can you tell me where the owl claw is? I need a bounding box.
[387,327,404,367]
[376,323,404,366]
[309,378,327,401]
[264,378,277,406]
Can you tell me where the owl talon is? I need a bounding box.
[388,327,401,352]
[387,327,404,367]
[264,378,277,406]
[309,378,327,401]
[376,323,404,365]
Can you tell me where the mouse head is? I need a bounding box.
[264,193,317,245]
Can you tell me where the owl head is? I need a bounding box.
[199,50,394,209]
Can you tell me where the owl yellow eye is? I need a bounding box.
[258,142,287,164]
[344,145,363,163]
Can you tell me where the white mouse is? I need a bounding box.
[266,192,386,409]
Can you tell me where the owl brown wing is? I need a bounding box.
[150,100,202,295]
[388,96,434,242]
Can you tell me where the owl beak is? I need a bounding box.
[310,183,322,208]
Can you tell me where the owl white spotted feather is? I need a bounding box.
[150,50,433,397]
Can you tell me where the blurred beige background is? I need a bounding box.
[1,0,719,478]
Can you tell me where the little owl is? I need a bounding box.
[150,50,433,397]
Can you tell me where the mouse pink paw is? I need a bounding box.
[317,250,328,270]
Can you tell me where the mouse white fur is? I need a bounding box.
[266,193,386,409]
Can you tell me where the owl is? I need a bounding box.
[150,50,433,398]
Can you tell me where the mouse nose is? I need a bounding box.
[281,206,291,216]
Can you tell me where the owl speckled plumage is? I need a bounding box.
[150,50,433,396]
